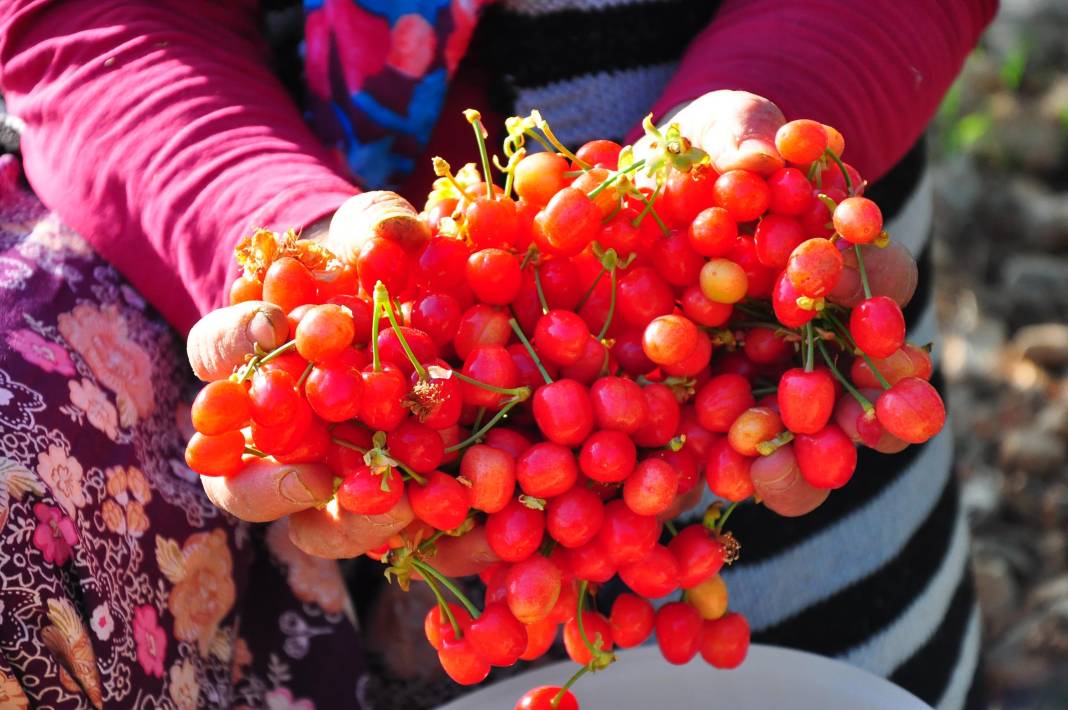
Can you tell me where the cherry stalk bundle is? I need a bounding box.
[186,108,944,709]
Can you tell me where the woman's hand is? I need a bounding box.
[184,191,498,568]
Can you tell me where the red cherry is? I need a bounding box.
[536,187,601,256]
[616,267,674,328]
[466,196,519,249]
[515,686,579,710]
[754,214,806,270]
[713,170,770,222]
[424,603,472,650]
[460,444,516,513]
[669,525,726,589]
[700,612,751,669]
[415,235,469,289]
[875,377,946,444]
[777,368,835,434]
[598,499,660,566]
[559,536,616,583]
[619,544,680,598]
[337,465,403,515]
[610,592,655,648]
[486,498,545,562]
[359,366,408,432]
[438,637,490,685]
[467,248,522,305]
[408,471,469,530]
[833,196,883,244]
[516,442,579,499]
[631,383,680,448]
[357,238,409,296]
[547,486,605,548]
[563,611,615,666]
[794,424,857,489]
[642,314,700,366]
[515,152,568,207]
[467,602,527,667]
[705,438,755,501]
[655,602,703,665]
[506,555,563,624]
[771,271,817,328]
[262,257,317,314]
[786,238,843,298]
[850,296,906,359]
[579,430,637,483]
[743,327,791,364]
[695,374,755,432]
[534,309,590,366]
[453,304,510,361]
[387,419,445,473]
[652,228,705,287]
[688,206,738,258]
[411,292,463,347]
[533,379,594,447]
[378,325,437,377]
[461,345,519,409]
[519,618,559,661]
[662,163,717,226]
[766,167,814,216]
[681,286,734,328]
[623,458,679,516]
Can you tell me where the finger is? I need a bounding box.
[201,460,334,522]
[829,241,918,309]
[425,524,500,578]
[288,495,414,559]
[326,191,430,263]
[750,446,829,517]
[678,91,785,176]
[187,301,289,381]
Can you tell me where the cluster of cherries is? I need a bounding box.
[185,110,944,709]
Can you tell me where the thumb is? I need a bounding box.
[673,91,786,176]
[326,191,430,264]
[186,300,289,382]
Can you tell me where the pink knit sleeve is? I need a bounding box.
[0,0,358,334]
[643,0,998,181]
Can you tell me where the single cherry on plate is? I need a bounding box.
[515,686,579,710]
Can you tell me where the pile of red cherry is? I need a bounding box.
[186,110,944,709]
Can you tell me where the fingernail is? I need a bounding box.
[278,470,320,506]
[248,310,279,351]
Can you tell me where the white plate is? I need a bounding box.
[436,644,932,710]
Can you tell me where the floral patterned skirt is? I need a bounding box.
[0,155,371,709]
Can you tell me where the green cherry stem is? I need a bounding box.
[411,559,481,619]
[464,110,495,199]
[716,501,739,535]
[449,369,531,397]
[370,292,384,372]
[823,311,892,390]
[296,361,314,388]
[586,159,646,200]
[374,281,429,381]
[471,406,486,433]
[853,244,873,300]
[509,317,553,385]
[816,339,874,412]
[553,666,592,708]
[804,322,815,372]
[243,445,268,458]
[531,111,589,169]
[330,436,368,454]
[631,184,669,235]
[664,520,679,537]
[444,395,528,453]
[596,266,618,341]
[823,147,854,196]
[575,266,606,311]
[533,265,550,315]
[238,340,296,383]
[575,581,614,668]
[423,573,463,640]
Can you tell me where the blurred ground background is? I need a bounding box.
[931,1,1068,707]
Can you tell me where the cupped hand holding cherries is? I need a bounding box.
[184,91,943,709]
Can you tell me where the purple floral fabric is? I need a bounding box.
[0,155,370,709]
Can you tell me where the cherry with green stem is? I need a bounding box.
[822,310,892,390]
[804,321,815,372]
[823,147,855,196]
[815,339,874,413]
[238,340,296,383]
[585,159,646,201]
[551,666,591,708]
[853,244,873,300]
[464,109,495,199]
[630,185,669,236]
[530,110,590,170]
[375,281,429,381]
[509,318,553,385]
[333,432,428,487]
[444,393,529,453]
[423,573,464,640]
[411,558,481,619]
[533,266,550,315]
[576,580,616,670]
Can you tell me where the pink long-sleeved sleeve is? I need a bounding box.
[0,1,358,334]
[646,0,998,182]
